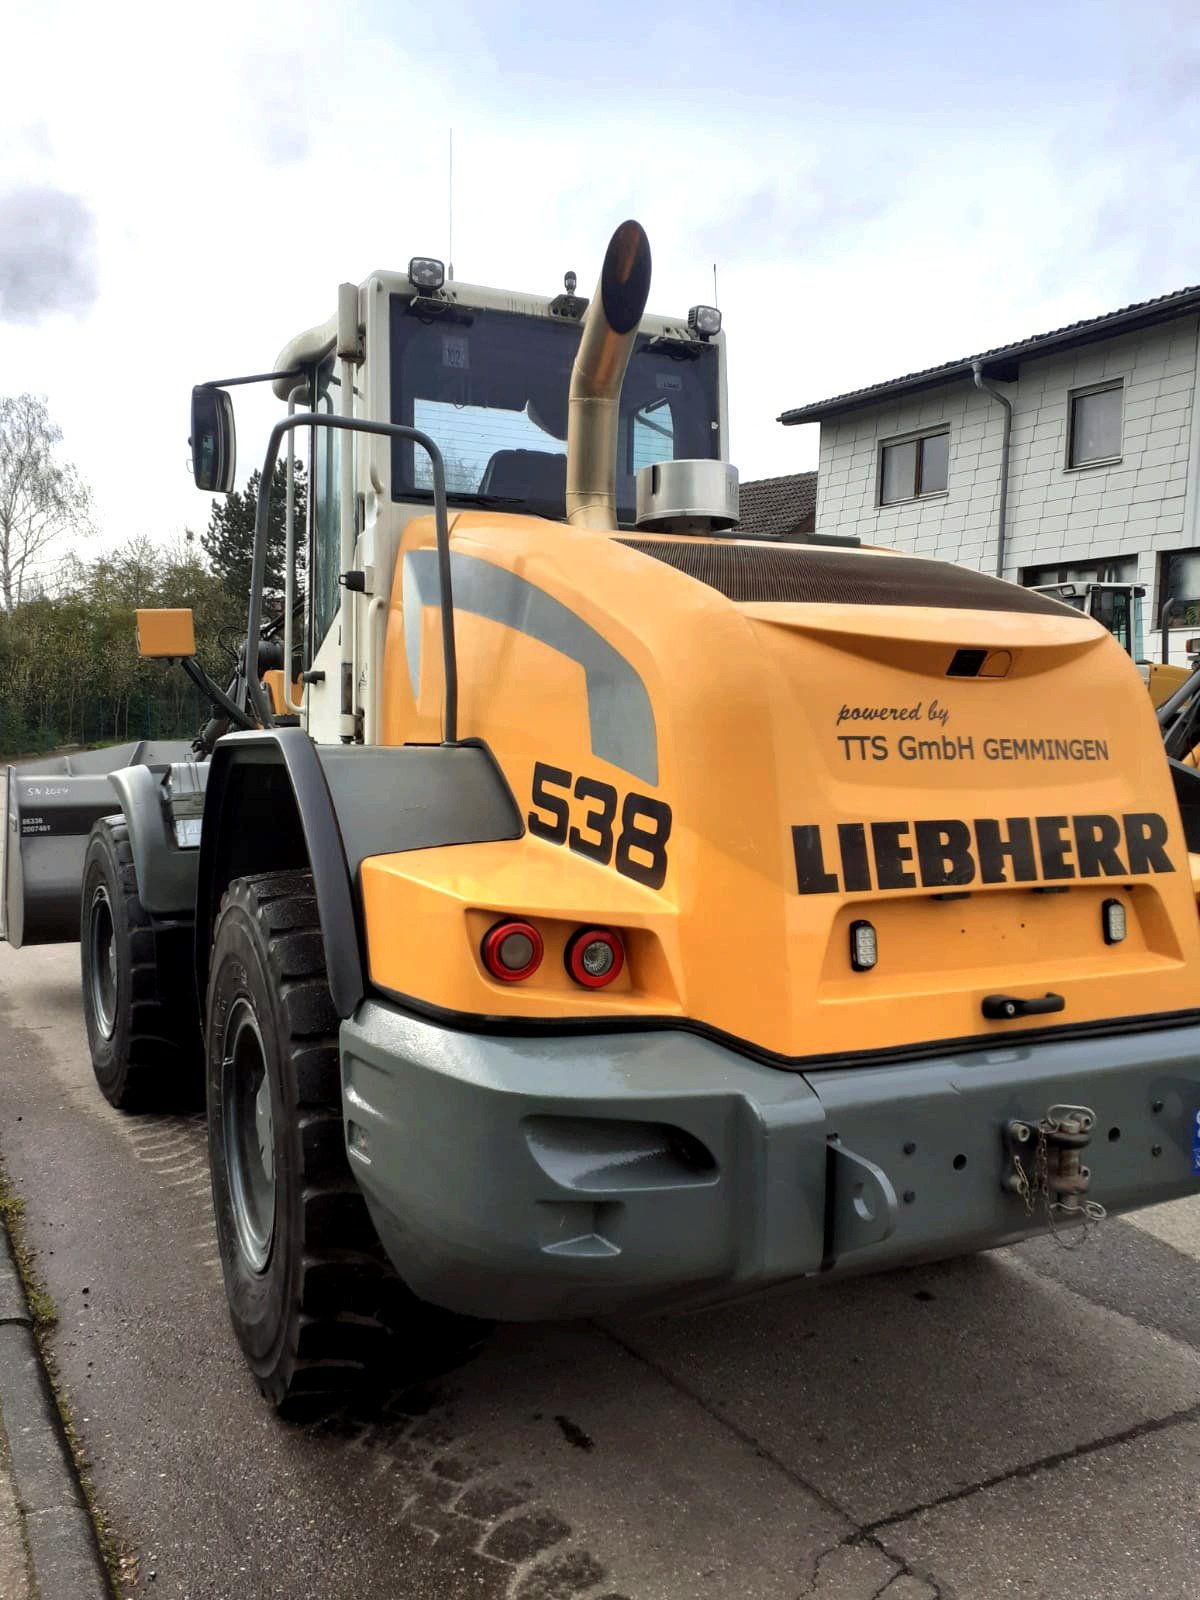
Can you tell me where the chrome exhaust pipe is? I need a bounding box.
[565,220,652,530]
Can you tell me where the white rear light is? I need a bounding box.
[1102,899,1127,945]
[850,920,878,971]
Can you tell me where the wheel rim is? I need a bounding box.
[87,885,118,1040]
[221,998,276,1274]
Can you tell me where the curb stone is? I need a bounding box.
[0,1219,27,1324]
[0,1223,112,1598]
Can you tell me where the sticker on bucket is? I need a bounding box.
[1193,1109,1200,1176]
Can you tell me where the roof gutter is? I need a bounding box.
[971,360,1012,579]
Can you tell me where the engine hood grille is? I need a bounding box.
[618,540,1086,616]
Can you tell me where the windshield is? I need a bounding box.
[389,298,720,524]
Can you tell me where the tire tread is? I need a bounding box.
[82,818,202,1111]
[214,871,393,1410]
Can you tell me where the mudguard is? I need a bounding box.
[2,741,194,947]
[195,728,523,1017]
[108,762,208,916]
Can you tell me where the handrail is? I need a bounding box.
[246,415,456,741]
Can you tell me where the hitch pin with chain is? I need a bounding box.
[1004,1104,1107,1249]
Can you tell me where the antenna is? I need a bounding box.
[712,262,719,310]
[448,128,455,281]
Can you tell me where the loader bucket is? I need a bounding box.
[2,741,193,946]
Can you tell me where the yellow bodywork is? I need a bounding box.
[359,512,1200,1063]
[262,670,303,719]
[1143,660,1190,709]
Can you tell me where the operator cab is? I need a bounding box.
[1030,580,1146,661]
[385,278,723,527]
[194,249,731,744]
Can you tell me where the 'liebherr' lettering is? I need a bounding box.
[793,812,1175,894]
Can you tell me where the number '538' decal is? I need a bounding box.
[527,761,673,890]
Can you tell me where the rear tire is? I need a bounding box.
[205,869,481,1413]
[80,818,203,1111]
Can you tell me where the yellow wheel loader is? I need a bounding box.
[7,222,1200,1411]
[1029,579,1193,707]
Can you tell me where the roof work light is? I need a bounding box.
[688,305,722,340]
[408,257,446,291]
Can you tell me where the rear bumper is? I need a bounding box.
[340,1002,1200,1321]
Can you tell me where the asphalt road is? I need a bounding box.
[2,942,1200,1599]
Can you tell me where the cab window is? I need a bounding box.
[630,396,675,474]
[310,361,342,650]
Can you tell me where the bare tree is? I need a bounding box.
[0,393,92,612]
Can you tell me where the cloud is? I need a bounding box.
[3,0,1200,535]
[1078,31,1200,294]
[694,165,891,266]
[240,46,327,166]
[0,187,98,324]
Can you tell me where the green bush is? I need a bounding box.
[0,536,249,759]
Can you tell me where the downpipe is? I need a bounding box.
[972,360,1013,579]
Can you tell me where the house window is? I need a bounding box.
[1021,558,1136,588]
[1068,382,1122,468]
[879,430,949,506]
[1160,549,1200,629]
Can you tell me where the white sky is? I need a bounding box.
[2,0,1198,558]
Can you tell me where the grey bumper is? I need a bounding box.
[340,1002,1200,1321]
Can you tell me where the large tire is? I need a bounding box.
[205,869,481,1413]
[80,818,203,1111]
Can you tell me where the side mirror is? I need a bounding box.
[190,385,236,493]
[136,608,196,659]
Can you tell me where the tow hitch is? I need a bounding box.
[1002,1103,1106,1241]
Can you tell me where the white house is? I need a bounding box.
[780,286,1200,661]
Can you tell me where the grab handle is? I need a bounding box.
[982,992,1065,1021]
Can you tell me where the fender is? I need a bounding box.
[109,762,208,916]
[195,728,523,1018]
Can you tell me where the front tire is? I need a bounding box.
[206,870,398,1411]
[80,818,202,1111]
[206,869,484,1412]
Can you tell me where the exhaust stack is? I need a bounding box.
[565,220,652,530]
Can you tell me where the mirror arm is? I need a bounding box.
[197,368,305,391]
[179,656,257,730]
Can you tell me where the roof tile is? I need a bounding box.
[736,470,818,538]
[781,284,1200,424]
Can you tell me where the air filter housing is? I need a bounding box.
[634,459,739,535]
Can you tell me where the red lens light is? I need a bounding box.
[481,920,543,982]
[565,928,624,988]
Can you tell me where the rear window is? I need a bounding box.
[389,299,720,524]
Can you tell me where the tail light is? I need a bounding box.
[482,920,543,982]
[565,928,624,988]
